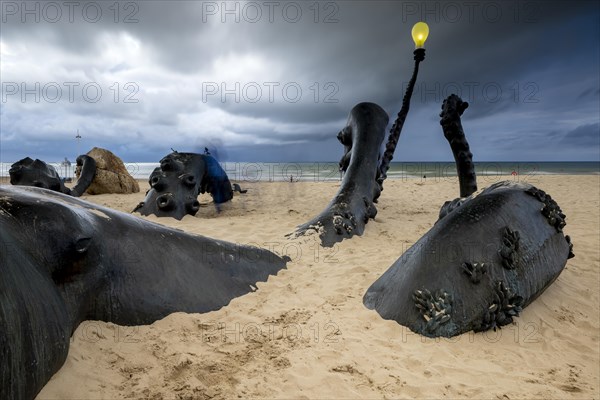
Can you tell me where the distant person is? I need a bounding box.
[204,147,211,155]
[290,175,294,183]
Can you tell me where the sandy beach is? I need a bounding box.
[31,175,599,399]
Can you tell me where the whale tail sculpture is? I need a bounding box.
[9,155,96,197]
[0,185,288,399]
[363,94,574,337]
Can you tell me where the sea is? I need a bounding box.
[1,161,598,183]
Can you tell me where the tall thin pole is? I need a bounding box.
[377,48,426,188]
[76,130,81,156]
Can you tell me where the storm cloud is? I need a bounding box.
[0,0,598,162]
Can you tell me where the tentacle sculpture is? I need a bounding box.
[133,151,234,220]
[440,94,477,198]
[290,50,426,245]
[289,102,389,247]
[9,156,96,197]
[438,95,477,219]
[69,155,97,197]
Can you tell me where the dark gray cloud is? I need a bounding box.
[0,0,598,163]
[559,123,600,147]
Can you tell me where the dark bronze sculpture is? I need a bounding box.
[133,151,234,220]
[289,102,389,247]
[0,185,287,400]
[363,95,574,337]
[377,47,426,193]
[290,48,427,247]
[9,155,96,197]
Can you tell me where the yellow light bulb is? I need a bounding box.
[411,22,429,49]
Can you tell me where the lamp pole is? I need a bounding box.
[75,130,81,156]
[377,22,429,188]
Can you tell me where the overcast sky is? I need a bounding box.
[1,0,598,163]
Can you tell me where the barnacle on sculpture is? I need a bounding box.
[525,186,546,202]
[566,235,575,259]
[542,199,567,232]
[461,262,486,284]
[525,187,567,232]
[475,281,524,332]
[412,289,453,333]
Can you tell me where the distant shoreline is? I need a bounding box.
[2,161,598,181]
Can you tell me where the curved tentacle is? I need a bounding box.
[289,102,389,247]
[376,48,425,197]
[68,155,97,197]
[440,94,477,198]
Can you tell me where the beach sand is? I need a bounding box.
[34,175,599,399]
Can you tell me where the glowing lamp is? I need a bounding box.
[377,21,429,184]
[411,22,429,49]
